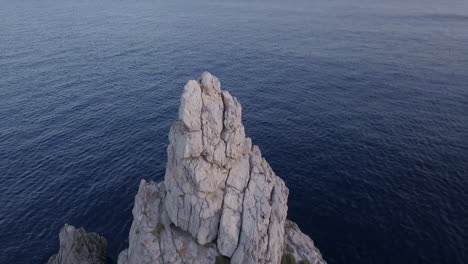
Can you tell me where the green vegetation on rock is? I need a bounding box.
[281,253,297,264]
[151,223,165,237]
[215,255,231,264]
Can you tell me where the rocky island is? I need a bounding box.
[47,72,326,264]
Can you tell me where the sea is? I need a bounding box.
[1,0,467,263]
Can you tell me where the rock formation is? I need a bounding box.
[284,220,326,263]
[118,72,326,264]
[47,224,108,264]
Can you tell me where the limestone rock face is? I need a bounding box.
[118,72,326,264]
[117,180,219,264]
[164,72,252,246]
[47,224,107,264]
[230,146,289,263]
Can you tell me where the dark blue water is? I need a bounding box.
[1,0,467,263]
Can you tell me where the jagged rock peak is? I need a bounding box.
[46,224,108,264]
[118,72,326,264]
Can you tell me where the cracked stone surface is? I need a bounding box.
[117,180,219,264]
[117,72,327,264]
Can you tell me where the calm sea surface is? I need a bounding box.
[1,0,467,263]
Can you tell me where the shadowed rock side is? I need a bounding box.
[284,220,326,264]
[118,72,326,264]
[47,224,108,264]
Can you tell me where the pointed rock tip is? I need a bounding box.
[184,79,201,92]
[197,71,221,95]
[179,79,202,131]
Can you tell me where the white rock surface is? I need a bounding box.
[179,80,202,132]
[117,180,219,264]
[217,154,250,256]
[47,224,107,264]
[118,72,326,264]
[230,146,289,264]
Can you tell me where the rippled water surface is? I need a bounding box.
[1,0,467,263]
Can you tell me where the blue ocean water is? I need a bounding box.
[1,0,467,263]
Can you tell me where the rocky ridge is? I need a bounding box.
[117,72,326,264]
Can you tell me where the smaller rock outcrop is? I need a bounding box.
[284,220,325,264]
[47,224,108,264]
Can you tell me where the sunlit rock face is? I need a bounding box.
[118,72,327,264]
